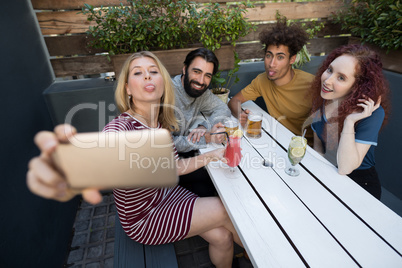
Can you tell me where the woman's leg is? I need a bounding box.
[185,197,243,268]
[200,227,234,267]
[348,167,382,200]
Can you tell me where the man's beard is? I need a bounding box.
[183,71,208,98]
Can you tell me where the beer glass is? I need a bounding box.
[246,112,262,138]
[224,118,239,137]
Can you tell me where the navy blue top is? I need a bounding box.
[311,106,385,170]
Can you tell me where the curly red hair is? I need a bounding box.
[310,44,391,142]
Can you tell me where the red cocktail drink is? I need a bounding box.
[225,136,242,168]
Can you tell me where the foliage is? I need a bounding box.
[293,20,325,69]
[196,1,256,93]
[80,0,255,55]
[210,52,241,94]
[332,0,402,51]
[198,1,256,51]
[80,1,197,55]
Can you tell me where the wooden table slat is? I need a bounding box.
[198,102,402,266]
[201,146,305,267]
[245,130,402,267]
[239,137,358,267]
[242,100,402,256]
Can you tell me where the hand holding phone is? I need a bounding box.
[52,129,178,190]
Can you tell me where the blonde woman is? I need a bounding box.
[27,51,242,268]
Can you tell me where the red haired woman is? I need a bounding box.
[310,44,390,199]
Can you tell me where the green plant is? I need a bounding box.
[333,0,402,51]
[205,1,255,93]
[293,20,325,68]
[80,0,255,55]
[211,52,241,94]
[198,1,256,51]
[80,0,199,55]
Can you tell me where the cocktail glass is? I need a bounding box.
[285,136,307,176]
[224,134,242,177]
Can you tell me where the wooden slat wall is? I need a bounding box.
[32,0,349,77]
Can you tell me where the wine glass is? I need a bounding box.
[224,130,243,178]
[285,136,307,176]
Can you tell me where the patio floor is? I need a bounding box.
[64,188,402,267]
[63,192,252,268]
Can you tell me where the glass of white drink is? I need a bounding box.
[285,136,307,176]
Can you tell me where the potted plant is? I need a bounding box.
[80,0,255,77]
[210,52,241,104]
[332,0,402,73]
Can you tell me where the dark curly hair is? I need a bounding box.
[310,44,391,146]
[259,18,308,57]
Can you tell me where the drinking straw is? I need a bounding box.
[210,131,230,141]
[302,129,307,146]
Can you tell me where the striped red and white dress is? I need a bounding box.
[103,112,199,245]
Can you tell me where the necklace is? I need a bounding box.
[129,108,151,127]
[129,107,149,125]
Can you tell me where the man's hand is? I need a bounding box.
[187,125,207,143]
[205,122,226,144]
[239,109,250,128]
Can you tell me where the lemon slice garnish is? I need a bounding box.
[291,147,305,158]
[233,129,243,138]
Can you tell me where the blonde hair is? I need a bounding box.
[114,51,178,131]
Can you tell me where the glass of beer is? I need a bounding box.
[224,118,239,137]
[246,112,263,138]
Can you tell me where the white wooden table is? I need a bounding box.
[200,101,402,268]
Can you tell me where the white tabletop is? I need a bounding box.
[200,101,402,267]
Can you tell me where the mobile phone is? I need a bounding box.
[52,129,178,189]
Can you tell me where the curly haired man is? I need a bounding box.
[228,18,314,144]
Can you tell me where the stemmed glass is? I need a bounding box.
[211,128,243,177]
[224,129,243,178]
[285,136,307,176]
[225,134,242,172]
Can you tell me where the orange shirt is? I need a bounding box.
[241,69,314,143]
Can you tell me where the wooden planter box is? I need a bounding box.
[111,45,235,78]
[349,37,402,74]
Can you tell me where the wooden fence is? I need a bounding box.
[32,0,349,78]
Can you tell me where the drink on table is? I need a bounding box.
[225,129,243,172]
[246,112,263,138]
[285,136,307,176]
[224,118,239,137]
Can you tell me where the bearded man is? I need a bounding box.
[171,48,231,196]
[172,48,231,152]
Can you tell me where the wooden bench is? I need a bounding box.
[114,213,178,268]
